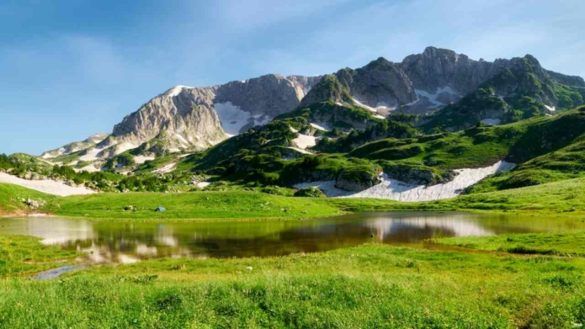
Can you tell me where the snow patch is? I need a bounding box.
[352,98,377,113]
[153,162,177,174]
[414,86,459,108]
[114,142,139,155]
[165,85,193,97]
[352,97,393,115]
[292,133,316,150]
[480,118,501,126]
[118,254,139,264]
[134,155,155,165]
[294,180,347,197]
[195,181,210,189]
[0,172,95,196]
[214,102,252,136]
[545,105,556,112]
[294,161,515,202]
[310,123,328,131]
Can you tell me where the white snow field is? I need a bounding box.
[310,123,328,131]
[294,160,515,202]
[352,97,394,115]
[292,133,317,150]
[414,86,460,108]
[214,102,256,136]
[0,172,95,196]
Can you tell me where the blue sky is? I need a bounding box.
[1,0,583,155]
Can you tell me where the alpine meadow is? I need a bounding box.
[1,1,585,328]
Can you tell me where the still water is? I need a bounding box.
[0,212,581,263]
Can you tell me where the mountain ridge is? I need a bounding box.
[39,47,584,174]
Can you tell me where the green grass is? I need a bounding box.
[437,231,585,257]
[0,183,54,215]
[1,180,585,327]
[4,173,585,220]
[469,135,585,193]
[46,190,343,220]
[328,176,585,215]
[3,170,585,222]
[443,176,585,212]
[0,235,76,277]
[0,240,584,328]
[348,107,585,185]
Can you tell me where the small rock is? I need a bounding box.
[23,198,45,210]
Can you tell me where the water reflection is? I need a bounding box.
[0,212,578,263]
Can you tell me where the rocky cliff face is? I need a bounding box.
[57,74,320,165]
[298,46,584,119]
[298,47,499,115]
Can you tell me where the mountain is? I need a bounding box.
[41,74,320,169]
[423,55,585,130]
[41,133,108,160]
[40,47,584,174]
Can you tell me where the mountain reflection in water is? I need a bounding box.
[0,212,564,263]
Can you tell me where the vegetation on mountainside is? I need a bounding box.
[184,101,387,189]
[467,106,585,192]
[423,56,585,131]
[6,106,585,195]
[314,114,417,153]
[0,153,199,193]
[345,106,585,185]
[4,167,585,219]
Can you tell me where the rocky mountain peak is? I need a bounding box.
[40,46,585,172]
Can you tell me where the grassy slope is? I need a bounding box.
[443,176,585,212]
[0,183,54,215]
[46,190,343,220]
[3,174,585,220]
[0,240,584,328]
[469,135,585,193]
[349,107,585,184]
[328,176,585,216]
